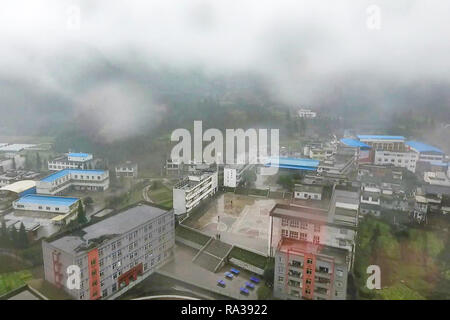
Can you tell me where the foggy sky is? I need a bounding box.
[1,0,449,141]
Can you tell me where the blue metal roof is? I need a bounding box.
[265,157,319,171]
[16,194,79,207]
[41,169,107,182]
[68,152,91,157]
[406,141,444,154]
[357,135,405,140]
[340,138,371,148]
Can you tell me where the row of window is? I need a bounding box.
[281,219,321,231]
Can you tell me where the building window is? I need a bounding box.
[306,258,313,264]
[289,231,299,239]
[313,235,320,244]
[290,220,299,228]
[301,222,308,230]
[300,233,307,241]
[281,218,288,226]
[281,229,288,237]
[314,224,320,232]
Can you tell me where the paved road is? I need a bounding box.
[142,185,153,203]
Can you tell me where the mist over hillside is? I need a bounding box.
[0,0,449,153]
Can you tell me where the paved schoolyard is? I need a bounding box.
[157,243,260,300]
[184,192,289,254]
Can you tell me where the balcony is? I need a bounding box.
[288,280,302,288]
[289,261,303,269]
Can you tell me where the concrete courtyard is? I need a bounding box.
[184,192,289,254]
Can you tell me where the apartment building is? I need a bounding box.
[115,161,138,178]
[36,169,109,195]
[269,186,359,270]
[173,169,218,215]
[223,164,253,188]
[42,202,175,300]
[48,153,94,171]
[273,238,348,300]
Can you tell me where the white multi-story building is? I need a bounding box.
[374,150,418,172]
[406,141,445,164]
[36,169,109,195]
[42,203,175,300]
[48,153,94,171]
[294,184,323,200]
[115,161,138,178]
[223,164,253,188]
[298,108,317,119]
[173,170,218,215]
[424,171,450,187]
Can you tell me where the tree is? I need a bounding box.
[36,152,41,170]
[0,220,10,245]
[263,258,275,286]
[256,284,272,300]
[11,157,16,170]
[84,196,94,207]
[277,174,294,191]
[25,155,32,170]
[18,222,29,248]
[241,169,257,187]
[10,226,18,246]
[109,168,117,187]
[77,202,88,224]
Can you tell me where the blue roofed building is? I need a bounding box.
[406,140,446,163]
[48,152,94,171]
[37,169,109,195]
[4,194,82,240]
[13,194,80,214]
[356,134,419,172]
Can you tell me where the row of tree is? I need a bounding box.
[0,220,29,249]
